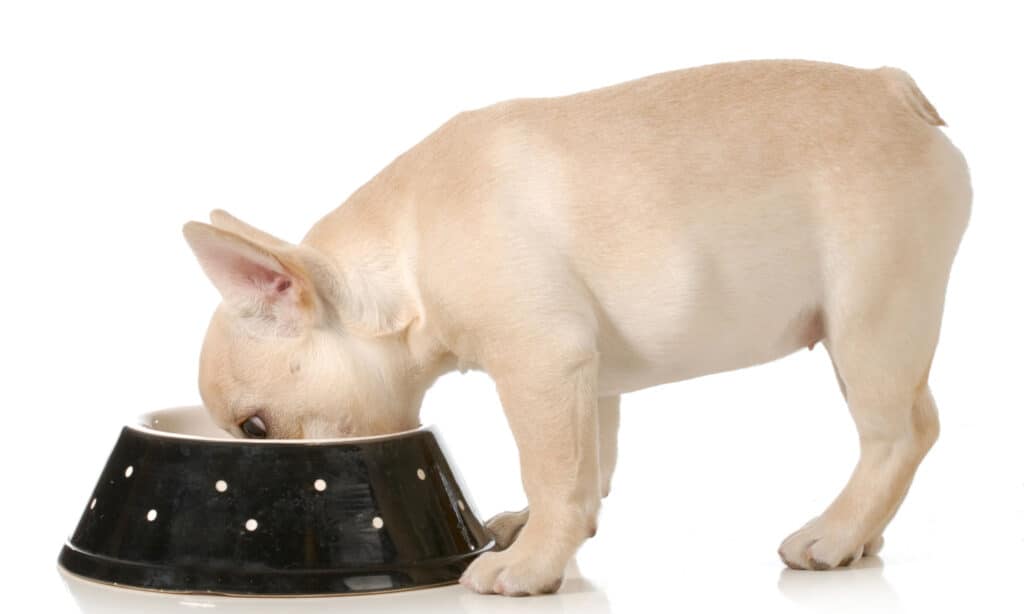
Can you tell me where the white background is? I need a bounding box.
[2,1,1021,612]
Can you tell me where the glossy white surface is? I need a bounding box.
[53,467,1024,614]
[4,1,1023,612]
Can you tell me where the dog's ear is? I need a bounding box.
[182,221,330,336]
[208,209,292,249]
[184,217,416,338]
[333,247,419,337]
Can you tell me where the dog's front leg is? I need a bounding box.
[485,394,620,550]
[460,347,601,596]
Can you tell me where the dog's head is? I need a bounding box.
[182,210,424,439]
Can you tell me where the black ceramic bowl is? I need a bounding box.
[58,407,493,596]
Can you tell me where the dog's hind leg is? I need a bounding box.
[598,395,621,499]
[778,216,957,569]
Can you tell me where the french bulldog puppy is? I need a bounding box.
[183,60,970,596]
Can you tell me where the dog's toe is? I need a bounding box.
[485,508,529,550]
[779,519,882,570]
[460,545,564,596]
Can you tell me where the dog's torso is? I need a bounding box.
[303,60,969,395]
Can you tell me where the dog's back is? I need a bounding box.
[396,61,969,394]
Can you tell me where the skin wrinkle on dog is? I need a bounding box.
[182,60,970,596]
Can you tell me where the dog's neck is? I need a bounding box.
[302,163,457,400]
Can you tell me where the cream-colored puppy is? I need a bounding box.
[183,60,970,595]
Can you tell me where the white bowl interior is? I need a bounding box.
[132,406,428,444]
[137,406,235,439]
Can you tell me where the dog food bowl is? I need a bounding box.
[58,407,493,596]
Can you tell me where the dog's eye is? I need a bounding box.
[241,415,268,439]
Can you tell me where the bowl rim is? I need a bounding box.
[130,406,432,446]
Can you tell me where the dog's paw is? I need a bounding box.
[778,517,885,570]
[459,544,564,596]
[485,508,529,550]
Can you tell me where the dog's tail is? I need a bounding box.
[877,67,946,127]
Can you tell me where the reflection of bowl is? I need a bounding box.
[58,407,493,596]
